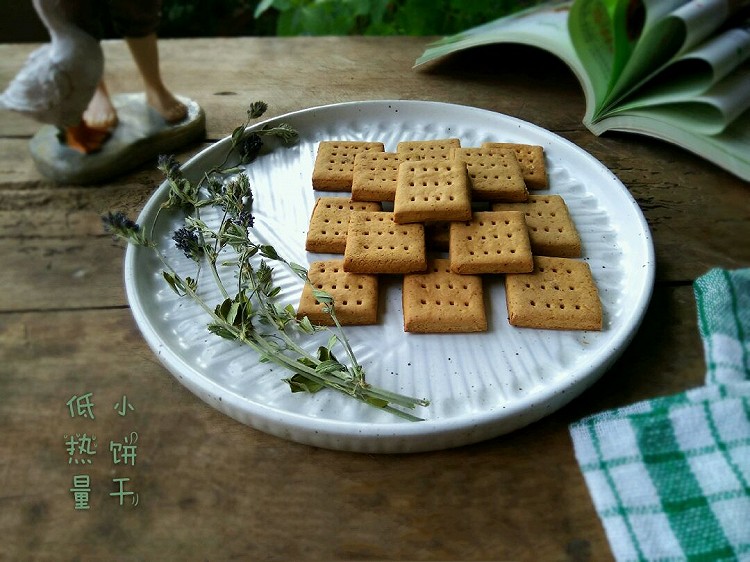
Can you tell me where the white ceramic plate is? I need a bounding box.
[124,100,654,453]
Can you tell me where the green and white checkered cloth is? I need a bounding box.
[570,268,750,562]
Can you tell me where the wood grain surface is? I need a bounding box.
[0,36,747,561]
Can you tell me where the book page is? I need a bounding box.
[605,0,732,108]
[614,26,750,110]
[609,66,750,135]
[589,104,750,180]
[567,0,618,115]
[414,2,599,111]
[568,0,691,115]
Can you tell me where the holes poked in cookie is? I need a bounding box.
[296,259,379,326]
[450,147,529,202]
[305,197,382,254]
[492,194,581,258]
[393,159,472,224]
[343,211,426,274]
[505,256,602,331]
[402,258,487,333]
[312,140,385,191]
[449,211,533,274]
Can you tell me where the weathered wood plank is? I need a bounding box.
[0,283,703,560]
[0,139,46,187]
[0,236,127,310]
[2,38,587,140]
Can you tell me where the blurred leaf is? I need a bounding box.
[161,0,537,37]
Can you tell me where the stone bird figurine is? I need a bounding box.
[0,0,109,153]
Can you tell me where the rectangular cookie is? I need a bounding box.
[396,138,461,161]
[403,259,487,333]
[450,147,529,202]
[343,211,427,274]
[492,194,581,257]
[351,151,404,202]
[297,260,379,325]
[393,159,472,224]
[449,211,533,274]
[312,140,385,191]
[482,142,547,189]
[305,197,382,254]
[505,256,602,330]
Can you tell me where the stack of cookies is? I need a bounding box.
[297,139,602,334]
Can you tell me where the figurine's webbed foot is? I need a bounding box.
[63,122,111,154]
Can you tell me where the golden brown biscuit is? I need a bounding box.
[297,260,379,325]
[402,259,487,333]
[312,140,385,191]
[450,147,528,202]
[305,197,382,254]
[397,138,461,161]
[351,151,404,202]
[343,211,427,274]
[393,159,472,224]
[482,142,547,189]
[449,211,533,274]
[492,194,581,257]
[505,256,602,330]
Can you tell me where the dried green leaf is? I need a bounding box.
[207,324,237,340]
[364,396,389,409]
[260,245,280,260]
[163,271,186,295]
[285,374,324,394]
[313,289,333,306]
[315,360,344,375]
[297,356,317,369]
[267,286,281,299]
[327,334,338,351]
[317,346,339,364]
[231,125,245,146]
[298,316,315,334]
[290,262,308,280]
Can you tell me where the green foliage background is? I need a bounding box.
[158,0,534,37]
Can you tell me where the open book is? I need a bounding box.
[415,0,750,181]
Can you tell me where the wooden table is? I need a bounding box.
[1,36,747,561]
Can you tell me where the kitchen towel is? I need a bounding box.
[570,268,750,561]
